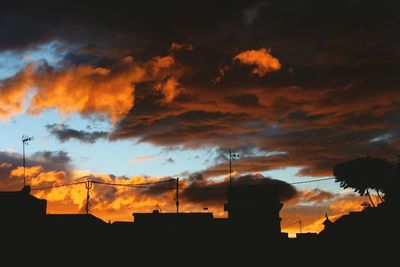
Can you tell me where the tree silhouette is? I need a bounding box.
[333,156,392,207]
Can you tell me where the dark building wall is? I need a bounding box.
[0,186,46,224]
[224,184,283,235]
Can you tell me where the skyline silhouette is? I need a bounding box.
[1,168,397,263]
[1,153,398,239]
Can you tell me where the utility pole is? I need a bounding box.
[176,178,179,213]
[299,220,303,233]
[85,181,93,214]
[22,135,33,188]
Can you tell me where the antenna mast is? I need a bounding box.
[22,135,34,187]
[229,148,240,185]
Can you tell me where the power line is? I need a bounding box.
[92,179,176,188]
[31,181,86,191]
[289,177,335,185]
[31,179,176,191]
[30,177,336,191]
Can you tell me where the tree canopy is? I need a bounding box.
[333,156,396,207]
[333,156,392,196]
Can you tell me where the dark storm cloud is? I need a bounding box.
[31,150,71,165]
[46,124,109,143]
[226,93,260,107]
[105,0,400,177]
[2,0,400,177]
[0,1,260,51]
[180,173,297,204]
[111,109,257,147]
[0,150,71,172]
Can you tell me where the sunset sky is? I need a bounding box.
[1,1,399,236]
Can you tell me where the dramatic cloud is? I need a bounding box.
[0,150,72,190]
[297,189,335,203]
[180,173,297,205]
[226,93,259,107]
[0,54,180,122]
[233,48,281,76]
[0,64,34,121]
[46,124,109,143]
[154,76,181,103]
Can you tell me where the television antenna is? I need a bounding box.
[22,135,34,187]
[229,148,240,185]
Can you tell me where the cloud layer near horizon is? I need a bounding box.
[0,150,372,235]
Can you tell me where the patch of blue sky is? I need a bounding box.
[58,139,217,178]
[0,109,62,153]
[0,50,24,79]
[261,167,342,193]
[23,41,68,66]
[49,113,216,177]
[0,40,69,79]
[0,106,217,179]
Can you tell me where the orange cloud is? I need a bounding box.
[10,165,43,178]
[30,170,67,186]
[0,54,179,123]
[30,173,178,222]
[170,42,194,51]
[233,48,281,76]
[28,64,138,123]
[155,76,180,103]
[153,56,175,73]
[0,63,34,121]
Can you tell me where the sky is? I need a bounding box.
[1,0,399,237]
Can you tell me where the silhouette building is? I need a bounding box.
[0,186,46,225]
[133,210,214,225]
[0,183,286,241]
[224,184,283,236]
[128,183,284,240]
